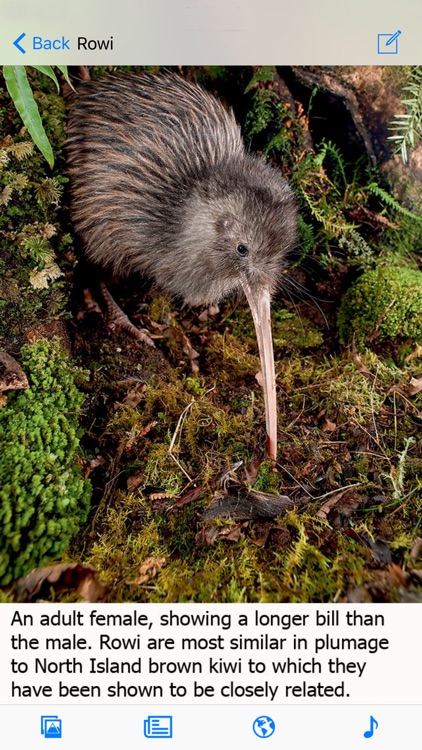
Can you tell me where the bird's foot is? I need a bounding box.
[98,282,155,347]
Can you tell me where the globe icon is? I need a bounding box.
[252,716,276,738]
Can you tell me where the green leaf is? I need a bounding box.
[2,65,54,168]
[366,182,422,221]
[56,65,75,91]
[31,66,60,91]
[245,66,276,93]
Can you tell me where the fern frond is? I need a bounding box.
[245,89,281,138]
[0,184,14,206]
[35,177,63,206]
[338,228,376,270]
[282,522,308,587]
[315,140,348,186]
[0,171,29,203]
[366,182,422,222]
[244,66,276,93]
[8,141,34,160]
[314,142,328,166]
[298,188,356,237]
[291,215,315,266]
[0,149,10,170]
[40,223,57,240]
[29,260,64,289]
[19,235,53,263]
[388,66,422,163]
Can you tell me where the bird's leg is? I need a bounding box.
[98,281,155,347]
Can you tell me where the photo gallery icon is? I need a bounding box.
[41,716,62,739]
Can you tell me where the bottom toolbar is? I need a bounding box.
[1,704,419,749]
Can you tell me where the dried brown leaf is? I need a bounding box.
[122,382,146,408]
[222,524,247,542]
[127,472,144,493]
[317,490,348,520]
[12,563,107,602]
[128,556,166,585]
[0,349,29,391]
[195,524,222,546]
[388,563,407,587]
[322,418,337,432]
[405,344,422,363]
[195,521,248,546]
[317,490,367,522]
[250,522,278,547]
[83,455,106,480]
[391,375,422,398]
[255,370,264,387]
[78,287,102,317]
[351,349,374,379]
[243,458,262,485]
[410,537,422,564]
[150,320,200,372]
[345,529,392,564]
[175,485,204,507]
[204,485,297,521]
[197,304,219,323]
[407,376,422,395]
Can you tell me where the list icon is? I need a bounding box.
[144,715,173,738]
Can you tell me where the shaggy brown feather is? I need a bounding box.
[66,72,297,306]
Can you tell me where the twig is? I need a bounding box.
[168,385,216,483]
[312,482,362,501]
[350,450,391,461]
[285,395,307,429]
[351,419,391,462]
[393,390,398,453]
[369,364,380,447]
[168,399,195,481]
[367,298,396,342]
[275,463,314,497]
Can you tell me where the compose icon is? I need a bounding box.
[377,30,401,54]
[40,716,62,739]
[144,715,173,738]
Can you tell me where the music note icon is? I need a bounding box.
[363,716,378,738]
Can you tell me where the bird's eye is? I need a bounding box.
[236,243,249,257]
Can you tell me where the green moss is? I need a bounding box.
[338,266,422,347]
[273,308,324,351]
[144,444,184,495]
[253,460,281,493]
[85,494,386,603]
[0,339,91,585]
[320,357,387,419]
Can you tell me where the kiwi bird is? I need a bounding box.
[66,72,297,460]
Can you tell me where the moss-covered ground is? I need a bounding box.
[1,66,421,602]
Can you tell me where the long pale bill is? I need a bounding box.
[242,280,277,461]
